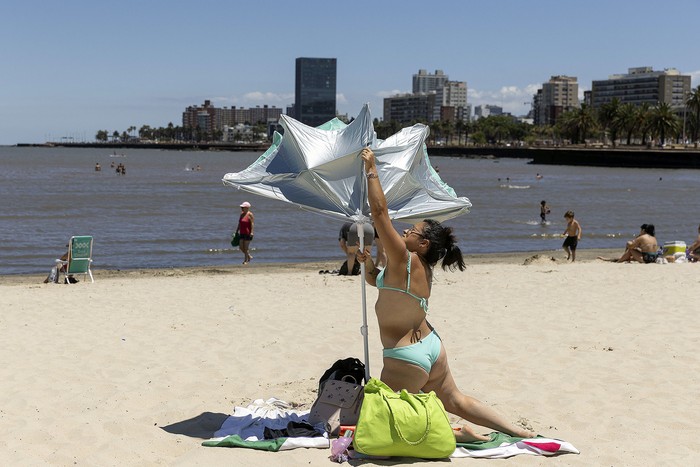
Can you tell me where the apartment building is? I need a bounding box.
[590,66,691,108]
[383,70,469,123]
[383,93,436,124]
[413,69,449,94]
[182,101,282,132]
[434,81,469,122]
[534,75,579,125]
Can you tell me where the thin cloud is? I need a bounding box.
[376,89,406,98]
[688,70,700,87]
[242,91,293,105]
[469,84,540,115]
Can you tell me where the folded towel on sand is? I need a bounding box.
[202,398,329,451]
[203,398,579,458]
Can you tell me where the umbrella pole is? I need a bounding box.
[357,222,371,383]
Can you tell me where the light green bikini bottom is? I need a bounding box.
[383,330,441,374]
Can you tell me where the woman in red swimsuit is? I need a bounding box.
[236,201,255,264]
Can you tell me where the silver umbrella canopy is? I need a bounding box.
[223,104,471,380]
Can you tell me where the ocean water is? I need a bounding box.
[1,146,699,275]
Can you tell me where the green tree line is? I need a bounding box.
[373,86,700,147]
[557,86,700,147]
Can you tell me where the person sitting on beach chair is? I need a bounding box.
[54,236,95,283]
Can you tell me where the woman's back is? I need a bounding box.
[637,233,658,252]
[374,252,432,347]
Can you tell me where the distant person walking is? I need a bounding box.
[540,200,550,224]
[562,211,582,262]
[236,201,254,264]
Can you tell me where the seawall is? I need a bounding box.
[426,146,700,169]
[16,142,700,169]
[16,142,271,152]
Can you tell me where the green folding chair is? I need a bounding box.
[56,236,94,283]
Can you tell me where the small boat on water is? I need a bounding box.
[109,151,126,158]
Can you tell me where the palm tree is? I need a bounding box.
[686,86,700,143]
[598,98,621,146]
[95,130,109,142]
[631,103,649,146]
[454,119,470,146]
[430,120,444,145]
[139,125,152,140]
[462,119,473,145]
[615,103,638,145]
[558,104,597,144]
[442,119,455,145]
[649,103,681,146]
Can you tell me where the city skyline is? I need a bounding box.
[2,0,699,145]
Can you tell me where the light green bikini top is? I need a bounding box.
[376,251,429,313]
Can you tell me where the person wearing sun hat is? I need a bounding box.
[235,201,255,264]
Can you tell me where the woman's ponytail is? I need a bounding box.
[422,219,466,271]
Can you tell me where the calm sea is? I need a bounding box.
[1,146,699,275]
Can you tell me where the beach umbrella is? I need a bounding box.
[222,104,471,380]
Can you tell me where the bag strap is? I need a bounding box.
[381,392,431,445]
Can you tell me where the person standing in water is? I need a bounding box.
[235,201,254,264]
[540,200,550,224]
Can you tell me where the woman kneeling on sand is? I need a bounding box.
[356,147,534,442]
[598,224,659,263]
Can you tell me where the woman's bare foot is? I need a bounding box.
[453,426,490,443]
[511,418,536,438]
[512,427,536,438]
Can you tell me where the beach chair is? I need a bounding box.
[56,236,94,283]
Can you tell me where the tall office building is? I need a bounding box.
[295,57,337,126]
[590,66,691,109]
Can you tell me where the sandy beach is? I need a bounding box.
[1,248,698,466]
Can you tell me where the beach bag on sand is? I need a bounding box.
[230,232,240,247]
[307,357,366,434]
[354,378,455,458]
[308,379,364,435]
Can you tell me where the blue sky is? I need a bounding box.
[2,0,698,145]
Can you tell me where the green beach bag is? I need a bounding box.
[353,378,455,458]
[230,232,240,247]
